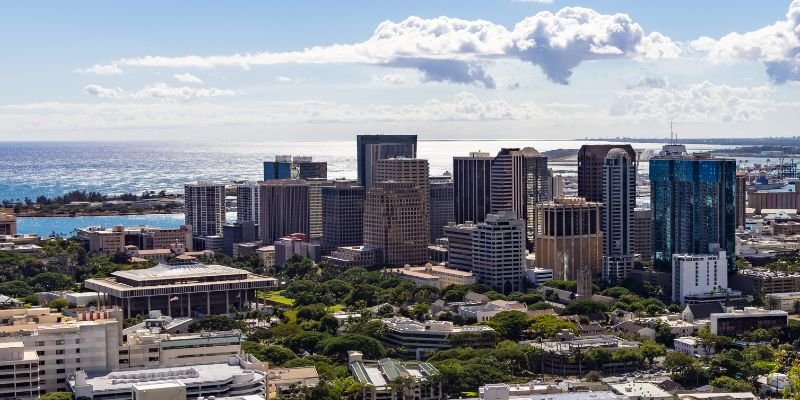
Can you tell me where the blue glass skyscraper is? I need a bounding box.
[650,145,736,272]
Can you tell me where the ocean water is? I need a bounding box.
[0,139,725,202]
[17,212,238,237]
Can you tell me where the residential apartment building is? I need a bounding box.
[184,181,226,238]
[260,179,310,244]
[490,148,525,219]
[453,151,493,224]
[602,148,636,283]
[650,145,736,270]
[577,144,637,203]
[235,181,261,235]
[535,197,603,281]
[363,181,428,266]
[522,147,550,250]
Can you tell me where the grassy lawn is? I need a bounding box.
[284,309,298,323]
[328,304,345,313]
[262,290,295,306]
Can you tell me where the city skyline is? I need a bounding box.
[1,1,799,141]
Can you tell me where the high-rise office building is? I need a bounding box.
[453,152,493,224]
[602,148,636,283]
[472,211,526,294]
[374,157,430,242]
[260,180,310,244]
[363,181,427,266]
[222,221,257,256]
[736,172,747,229]
[549,170,564,200]
[264,155,327,180]
[184,181,226,237]
[430,174,454,242]
[577,145,637,203]
[322,181,365,252]
[632,208,652,262]
[307,179,335,239]
[650,144,736,271]
[236,181,261,230]
[535,197,603,281]
[356,134,417,189]
[490,148,525,219]
[444,212,525,294]
[522,147,549,250]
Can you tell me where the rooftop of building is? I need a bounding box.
[71,360,264,392]
[522,392,625,400]
[736,268,800,278]
[766,291,800,299]
[111,262,272,282]
[350,357,437,388]
[266,366,319,384]
[524,335,640,353]
[609,382,672,399]
[711,308,788,318]
[390,264,475,278]
[381,317,494,334]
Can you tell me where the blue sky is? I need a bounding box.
[1,1,798,140]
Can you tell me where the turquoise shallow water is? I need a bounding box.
[17,212,237,237]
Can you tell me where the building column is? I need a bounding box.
[168,297,172,317]
[207,292,211,317]
[147,296,151,313]
[126,298,131,319]
[186,294,191,318]
[226,291,230,314]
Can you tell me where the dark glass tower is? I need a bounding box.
[522,147,549,250]
[356,134,417,189]
[578,144,637,203]
[650,145,736,271]
[453,152,493,224]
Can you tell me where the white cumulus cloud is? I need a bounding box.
[75,64,123,76]
[83,83,236,101]
[79,7,678,86]
[690,0,800,83]
[173,73,204,84]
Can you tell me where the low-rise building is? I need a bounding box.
[348,351,441,400]
[767,291,800,313]
[120,329,242,369]
[0,210,16,235]
[85,262,278,319]
[682,302,725,324]
[381,317,496,359]
[674,336,714,356]
[479,383,561,400]
[323,245,377,268]
[458,300,527,322]
[671,250,729,306]
[267,366,320,398]
[710,308,788,336]
[388,263,477,288]
[523,333,641,376]
[609,382,673,400]
[730,268,800,295]
[527,268,554,286]
[69,356,266,400]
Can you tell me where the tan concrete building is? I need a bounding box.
[78,225,194,254]
[0,210,16,235]
[260,179,310,244]
[374,157,431,242]
[535,197,603,280]
[77,225,127,253]
[388,263,477,289]
[748,183,800,214]
[364,181,428,266]
[120,330,241,369]
[307,179,334,240]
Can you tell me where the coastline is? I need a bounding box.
[14,209,183,218]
